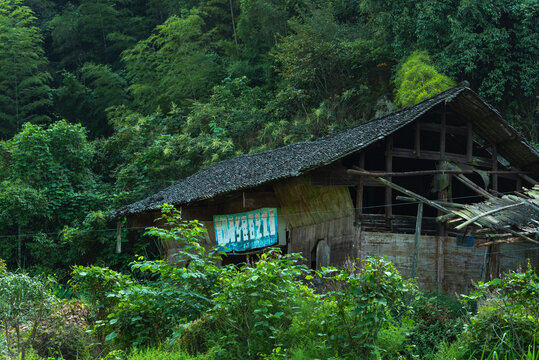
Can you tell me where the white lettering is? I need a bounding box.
[262,211,269,237]
[235,216,242,242]
[241,215,248,242]
[248,214,255,240]
[228,217,236,242]
[268,210,276,236]
[255,213,262,240]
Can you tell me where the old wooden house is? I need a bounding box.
[113,86,539,294]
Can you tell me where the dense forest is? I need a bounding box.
[0,0,537,275]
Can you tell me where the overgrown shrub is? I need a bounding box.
[72,204,221,350]
[200,250,310,359]
[405,294,468,359]
[0,272,58,360]
[71,264,134,343]
[460,261,539,358]
[319,257,417,358]
[31,300,92,360]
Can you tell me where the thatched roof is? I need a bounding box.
[448,185,539,245]
[113,86,539,217]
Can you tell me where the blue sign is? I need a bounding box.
[214,208,278,252]
[456,234,474,247]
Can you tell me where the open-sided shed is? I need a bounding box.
[112,86,539,294]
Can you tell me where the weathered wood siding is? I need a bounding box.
[274,175,354,228]
[359,232,520,294]
[288,215,357,266]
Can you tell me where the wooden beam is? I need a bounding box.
[492,144,498,192]
[116,221,122,254]
[392,147,491,165]
[372,177,450,213]
[411,202,423,278]
[478,237,524,247]
[385,136,393,225]
[356,152,365,224]
[440,111,446,159]
[436,236,444,295]
[415,122,421,157]
[438,174,448,236]
[466,122,473,162]
[420,122,468,136]
[396,195,466,209]
[347,168,524,177]
[310,167,387,186]
[520,174,539,186]
[453,174,495,198]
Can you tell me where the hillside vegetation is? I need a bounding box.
[0,0,537,275]
[1,208,537,359]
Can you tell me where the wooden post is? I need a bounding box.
[492,144,498,192]
[354,153,365,259]
[415,122,421,157]
[440,111,446,159]
[438,108,448,236]
[385,136,393,227]
[437,236,445,295]
[355,152,365,224]
[466,121,473,162]
[411,202,423,278]
[480,246,489,282]
[116,221,122,254]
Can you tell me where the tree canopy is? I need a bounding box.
[0,0,536,274]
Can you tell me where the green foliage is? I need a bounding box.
[0,0,51,138]
[71,265,134,326]
[48,0,149,69]
[405,294,468,359]
[318,257,417,358]
[436,0,538,141]
[461,262,539,359]
[54,63,129,138]
[0,271,58,360]
[0,120,106,273]
[206,249,310,359]
[126,346,216,360]
[72,205,220,349]
[123,13,223,113]
[394,51,456,108]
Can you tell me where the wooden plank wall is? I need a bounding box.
[274,175,354,228]
[359,232,486,294]
[289,215,356,265]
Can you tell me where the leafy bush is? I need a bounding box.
[198,249,310,359]
[460,261,539,358]
[72,205,221,350]
[31,300,92,360]
[405,294,468,359]
[394,51,455,108]
[319,257,417,358]
[0,272,58,360]
[70,265,134,335]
